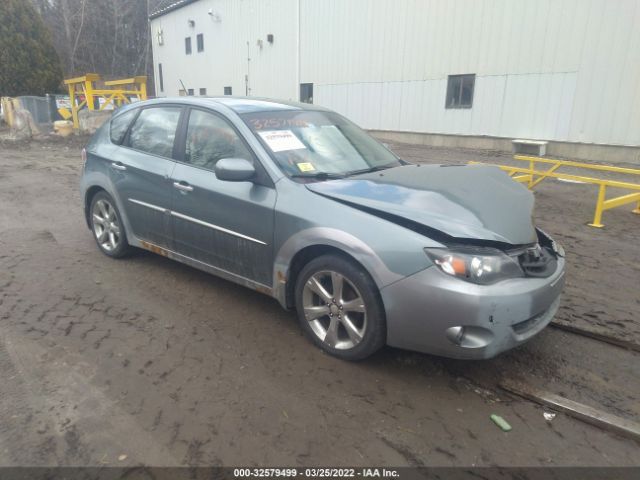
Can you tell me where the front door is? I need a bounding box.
[170,108,276,286]
[112,105,182,248]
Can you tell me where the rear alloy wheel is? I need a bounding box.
[90,192,132,258]
[295,254,386,360]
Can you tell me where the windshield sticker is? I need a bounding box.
[296,162,316,172]
[258,130,307,152]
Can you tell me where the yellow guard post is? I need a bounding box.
[470,155,640,228]
[63,74,147,129]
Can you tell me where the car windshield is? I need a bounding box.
[241,110,402,179]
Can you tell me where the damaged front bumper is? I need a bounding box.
[381,255,565,359]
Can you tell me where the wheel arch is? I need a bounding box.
[81,180,135,248]
[284,244,367,309]
[272,227,404,309]
[84,185,106,228]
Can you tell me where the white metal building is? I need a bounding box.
[150,0,640,162]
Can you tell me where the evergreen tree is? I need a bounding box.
[0,0,63,96]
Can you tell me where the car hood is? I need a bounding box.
[306,164,537,246]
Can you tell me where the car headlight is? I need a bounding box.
[424,247,524,285]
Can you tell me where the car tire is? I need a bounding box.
[89,191,132,258]
[295,254,386,361]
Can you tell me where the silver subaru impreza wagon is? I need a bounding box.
[80,97,565,361]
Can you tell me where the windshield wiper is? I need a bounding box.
[344,164,395,177]
[289,172,346,180]
[290,164,396,181]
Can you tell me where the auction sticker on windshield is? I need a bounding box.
[258,130,306,152]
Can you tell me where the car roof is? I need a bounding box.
[128,96,331,115]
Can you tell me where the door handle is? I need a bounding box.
[110,162,126,171]
[173,181,194,192]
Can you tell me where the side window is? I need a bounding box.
[128,107,181,158]
[110,108,138,144]
[185,109,253,170]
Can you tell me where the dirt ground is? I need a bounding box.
[0,134,638,467]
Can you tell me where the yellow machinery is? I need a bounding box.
[0,96,42,134]
[0,97,19,126]
[472,155,640,228]
[63,74,147,129]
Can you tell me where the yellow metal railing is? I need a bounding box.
[470,155,640,228]
[63,74,147,129]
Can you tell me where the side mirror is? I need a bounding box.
[214,158,256,182]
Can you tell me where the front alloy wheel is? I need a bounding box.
[302,271,367,350]
[295,254,386,360]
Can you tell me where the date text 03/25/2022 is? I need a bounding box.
[233,468,400,478]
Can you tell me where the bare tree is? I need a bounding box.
[30,0,166,93]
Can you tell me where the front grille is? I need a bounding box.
[512,229,561,279]
[512,296,561,335]
[517,244,557,278]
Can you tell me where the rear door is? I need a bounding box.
[112,105,183,248]
[170,107,276,286]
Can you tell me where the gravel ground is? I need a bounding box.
[0,136,638,467]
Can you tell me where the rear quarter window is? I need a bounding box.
[127,107,182,158]
[110,108,138,145]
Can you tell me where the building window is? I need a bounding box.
[445,74,475,108]
[187,88,194,96]
[300,83,313,104]
[158,63,164,92]
[197,34,204,52]
[185,37,192,55]
[199,88,207,96]
[224,86,232,95]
